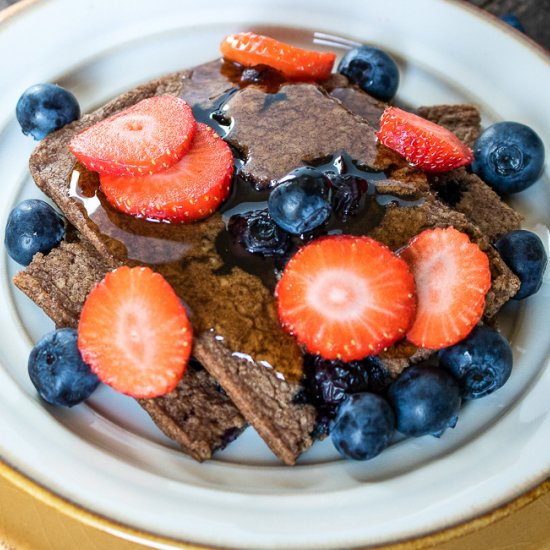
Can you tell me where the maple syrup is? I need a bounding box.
[68,59,426,380]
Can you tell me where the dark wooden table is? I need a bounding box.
[466,0,550,49]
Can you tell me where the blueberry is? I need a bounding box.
[439,326,513,400]
[4,199,65,266]
[268,167,331,234]
[387,365,461,437]
[28,328,100,407]
[331,393,395,460]
[329,173,369,221]
[337,45,399,101]
[16,83,80,140]
[500,13,525,33]
[472,122,545,194]
[228,209,290,256]
[494,230,548,299]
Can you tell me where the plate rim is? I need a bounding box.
[1,0,549,548]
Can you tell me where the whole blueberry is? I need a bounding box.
[439,325,513,400]
[472,122,545,194]
[331,393,395,460]
[16,83,80,140]
[268,167,331,234]
[5,199,65,266]
[228,209,290,256]
[494,230,547,299]
[500,13,525,33]
[387,365,461,437]
[337,45,399,101]
[28,328,100,407]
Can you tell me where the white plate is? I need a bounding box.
[1,0,549,548]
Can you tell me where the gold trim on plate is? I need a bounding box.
[2,456,550,549]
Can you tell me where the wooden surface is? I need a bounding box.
[1,0,549,549]
[466,0,550,50]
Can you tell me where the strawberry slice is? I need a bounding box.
[377,106,474,173]
[275,235,416,361]
[69,96,196,176]
[398,227,491,349]
[100,123,234,223]
[220,32,336,81]
[78,266,192,398]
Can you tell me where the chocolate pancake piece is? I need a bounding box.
[322,73,386,129]
[417,104,481,147]
[183,63,410,190]
[13,235,316,464]
[193,332,316,465]
[13,239,110,329]
[223,82,380,189]
[430,169,522,242]
[368,191,520,377]
[137,363,247,460]
[13,239,247,462]
[23,59,520,463]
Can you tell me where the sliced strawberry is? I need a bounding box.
[377,106,474,173]
[69,96,196,176]
[275,235,416,361]
[220,32,336,81]
[78,266,192,398]
[100,123,234,223]
[398,227,491,349]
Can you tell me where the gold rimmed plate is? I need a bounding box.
[0,1,549,548]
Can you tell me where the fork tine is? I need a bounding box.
[313,32,362,47]
[313,38,354,50]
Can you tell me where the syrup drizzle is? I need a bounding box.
[68,59,425,380]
